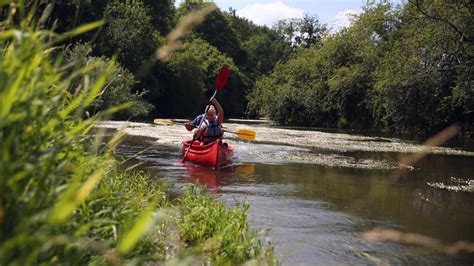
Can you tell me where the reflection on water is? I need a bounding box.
[184,165,231,194]
[183,164,257,194]
[116,135,474,265]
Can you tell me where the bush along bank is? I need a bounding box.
[0,7,274,265]
[248,2,473,135]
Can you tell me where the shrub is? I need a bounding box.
[97,0,157,71]
[66,43,153,119]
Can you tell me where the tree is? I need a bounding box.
[249,3,396,129]
[243,33,291,78]
[176,0,247,67]
[159,38,247,118]
[226,11,292,76]
[372,1,473,133]
[66,43,153,119]
[250,1,473,133]
[96,0,157,72]
[33,1,109,39]
[248,48,330,125]
[273,14,328,48]
[143,0,176,35]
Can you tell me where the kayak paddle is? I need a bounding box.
[180,65,231,163]
[225,129,256,141]
[153,119,256,141]
[153,118,176,125]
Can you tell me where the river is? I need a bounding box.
[97,120,474,265]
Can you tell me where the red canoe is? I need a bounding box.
[181,139,234,168]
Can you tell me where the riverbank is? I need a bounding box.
[0,24,273,264]
[92,167,274,264]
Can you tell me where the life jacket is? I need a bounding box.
[201,118,222,143]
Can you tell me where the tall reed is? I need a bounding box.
[0,3,161,264]
[1,2,275,265]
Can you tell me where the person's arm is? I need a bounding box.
[211,98,224,124]
[184,114,203,131]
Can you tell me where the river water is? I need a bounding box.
[101,121,474,265]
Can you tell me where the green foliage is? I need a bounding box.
[243,33,292,77]
[273,14,328,49]
[371,1,473,133]
[248,48,326,125]
[81,169,169,261]
[0,13,160,263]
[177,0,247,67]
[162,51,206,117]
[97,0,157,71]
[0,5,274,265]
[66,43,153,119]
[250,2,473,134]
[3,0,296,120]
[49,1,109,34]
[7,0,469,134]
[177,186,273,264]
[160,38,247,117]
[226,10,293,71]
[142,0,175,34]
[195,9,246,66]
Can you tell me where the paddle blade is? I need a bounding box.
[215,65,231,90]
[235,129,256,141]
[153,118,175,125]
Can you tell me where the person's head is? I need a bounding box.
[206,105,217,122]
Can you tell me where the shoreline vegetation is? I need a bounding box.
[247,2,473,136]
[1,0,472,264]
[0,3,274,265]
[1,1,469,137]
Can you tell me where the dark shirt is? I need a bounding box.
[191,114,204,127]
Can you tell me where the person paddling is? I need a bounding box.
[184,98,224,144]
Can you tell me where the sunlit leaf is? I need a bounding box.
[117,207,166,254]
[54,21,104,43]
[48,166,108,224]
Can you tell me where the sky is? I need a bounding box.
[176,0,405,31]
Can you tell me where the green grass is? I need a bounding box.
[176,186,275,264]
[0,3,275,265]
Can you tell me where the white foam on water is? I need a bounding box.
[427,177,474,192]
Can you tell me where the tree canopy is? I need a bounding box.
[249,1,473,134]
[2,0,471,134]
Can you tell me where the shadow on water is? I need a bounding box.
[115,134,474,265]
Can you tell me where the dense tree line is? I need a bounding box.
[249,1,473,134]
[1,0,471,134]
[1,0,292,119]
